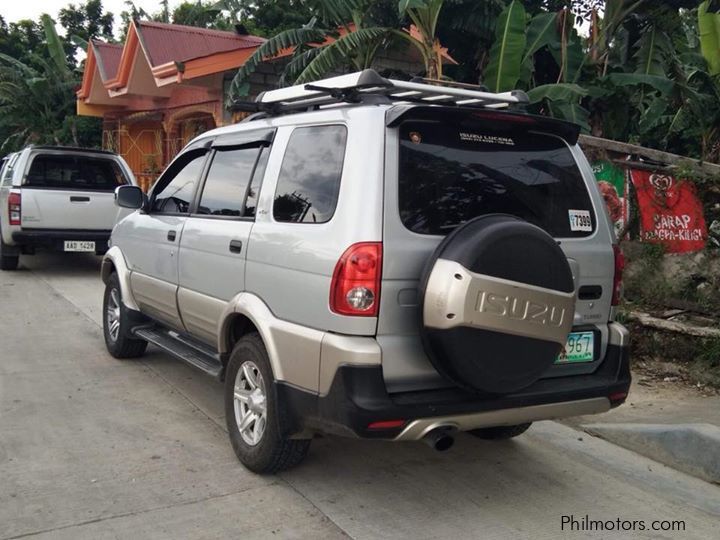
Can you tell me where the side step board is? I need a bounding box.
[133,326,224,379]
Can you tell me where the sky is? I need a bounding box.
[2,1,182,30]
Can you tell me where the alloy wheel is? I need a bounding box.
[233,360,267,446]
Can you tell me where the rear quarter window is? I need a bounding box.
[25,154,128,191]
[398,121,595,238]
[1,153,18,187]
[273,125,347,224]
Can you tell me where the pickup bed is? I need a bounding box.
[0,146,136,270]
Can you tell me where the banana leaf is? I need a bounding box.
[699,0,720,75]
[526,83,588,104]
[549,101,590,132]
[606,73,675,95]
[484,0,527,93]
[41,14,69,76]
[633,27,672,77]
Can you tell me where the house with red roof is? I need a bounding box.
[76,20,275,189]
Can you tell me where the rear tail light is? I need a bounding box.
[8,192,21,225]
[330,242,382,317]
[611,244,624,306]
[609,391,628,406]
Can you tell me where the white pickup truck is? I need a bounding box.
[0,146,136,270]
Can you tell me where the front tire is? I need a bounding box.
[225,333,310,474]
[103,272,147,358]
[468,423,532,440]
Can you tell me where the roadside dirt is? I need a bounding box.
[633,360,719,399]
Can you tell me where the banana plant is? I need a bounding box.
[699,0,720,75]
[228,0,452,102]
[228,0,383,100]
[483,2,590,129]
[396,0,446,79]
[484,0,526,92]
[0,14,78,149]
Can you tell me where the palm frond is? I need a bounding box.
[278,47,325,87]
[229,26,328,99]
[294,27,392,84]
[0,54,39,77]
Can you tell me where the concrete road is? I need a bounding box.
[1,253,719,540]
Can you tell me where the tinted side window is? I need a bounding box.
[152,153,206,214]
[25,155,127,191]
[197,148,259,217]
[273,125,347,223]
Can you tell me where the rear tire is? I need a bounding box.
[225,333,310,474]
[468,423,532,440]
[103,273,147,358]
[0,237,19,271]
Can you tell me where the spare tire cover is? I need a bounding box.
[420,214,576,394]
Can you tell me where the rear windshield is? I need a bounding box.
[398,121,595,237]
[25,154,128,191]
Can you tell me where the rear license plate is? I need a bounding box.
[64,241,95,252]
[556,331,595,364]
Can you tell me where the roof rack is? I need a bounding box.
[247,69,529,115]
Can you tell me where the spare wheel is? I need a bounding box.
[420,214,576,394]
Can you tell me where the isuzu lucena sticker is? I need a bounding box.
[568,209,592,232]
[459,132,515,145]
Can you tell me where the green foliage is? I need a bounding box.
[0,6,102,151]
[59,1,115,67]
[229,25,328,98]
[633,27,673,77]
[293,27,393,83]
[527,83,587,102]
[484,0,527,92]
[228,0,451,101]
[698,0,720,75]
[522,12,557,64]
[171,1,220,28]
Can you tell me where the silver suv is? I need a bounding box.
[102,71,630,473]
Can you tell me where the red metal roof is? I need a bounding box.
[135,21,265,67]
[92,41,123,82]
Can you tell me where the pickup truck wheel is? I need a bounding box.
[0,238,19,271]
[225,333,310,474]
[103,273,147,358]
[468,423,532,440]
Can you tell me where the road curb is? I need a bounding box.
[582,422,720,484]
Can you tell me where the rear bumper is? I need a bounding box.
[277,341,631,441]
[12,229,111,252]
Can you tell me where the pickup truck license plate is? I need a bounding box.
[64,241,95,252]
[556,332,594,364]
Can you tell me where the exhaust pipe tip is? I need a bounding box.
[423,427,455,452]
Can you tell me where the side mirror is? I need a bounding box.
[115,185,146,210]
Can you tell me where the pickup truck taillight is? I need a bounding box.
[330,242,382,317]
[611,244,625,306]
[8,192,21,225]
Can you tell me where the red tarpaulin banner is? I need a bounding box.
[630,169,707,253]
